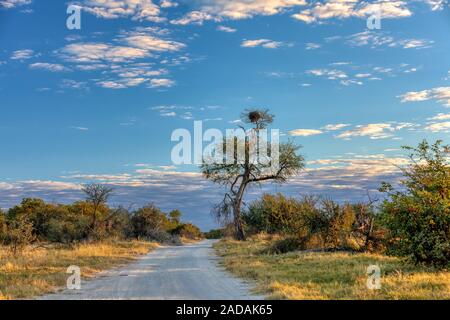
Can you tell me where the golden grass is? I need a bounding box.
[0,240,158,300]
[214,234,450,300]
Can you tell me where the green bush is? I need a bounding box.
[173,223,203,239]
[380,140,450,267]
[3,215,36,256]
[0,209,7,241]
[244,194,383,252]
[244,193,308,235]
[204,228,224,239]
[264,236,308,254]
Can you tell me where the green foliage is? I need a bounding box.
[244,193,307,235]
[1,197,200,246]
[265,236,308,254]
[204,228,224,239]
[380,140,450,267]
[201,108,305,240]
[244,193,383,252]
[172,223,203,239]
[3,215,36,256]
[131,204,170,238]
[0,209,7,241]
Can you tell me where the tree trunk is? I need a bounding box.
[233,203,246,241]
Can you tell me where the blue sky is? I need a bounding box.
[0,0,449,229]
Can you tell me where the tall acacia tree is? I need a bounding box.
[201,109,304,240]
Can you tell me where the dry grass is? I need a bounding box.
[0,240,158,300]
[214,234,450,300]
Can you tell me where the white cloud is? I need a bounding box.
[289,129,323,137]
[120,27,186,52]
[29,62,70,72]
[428,113,450,121]
[425,121,450,132]
[400,87,450,107]
[171,10,217,25]
[10,49,35,60]
[160,0,177,8]
[77,0,166,22]
[149,78,175,88]
[71,126,89,131]
[217,25,237,32]
[322,123,350,131]
[336,123,415,140]
[347,31,433,49]
[307,68,348,80]
[60,43,151,63]
[305,42,321,50]
[172,0,307,25]
[61,79,88,90]
[241,39,289,49]
[423,0,447,11]
[292,0,412,24]
[97,77,148,89]
[0,0,31,9]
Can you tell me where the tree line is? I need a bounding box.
[0,185,203,255]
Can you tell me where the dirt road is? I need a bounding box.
[40,240,263,300]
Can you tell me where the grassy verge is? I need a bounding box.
[0,240,158,299]
[214,234,450,300]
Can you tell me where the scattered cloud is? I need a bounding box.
[171,0,307,25]
[76,0,167,22]
[60,79,89,90]
[305,42,321,50]
[292,0,412,24]
[71,126,89,131]
[217,25,237,33]
[428,112,450,121]
[149,78,175,88]
[0,0,31,9]
[241,39,290,49]
[29,62,71,72]
[322,123,350,131]
[400,87,450,107]
[10,49,35,60]
[336,122,416,140]
[425,121,450,132]
[289,129,323,137]
[347,31,433,49]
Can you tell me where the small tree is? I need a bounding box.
[380,140,450,267]
[4,215,35,256]
[82,184,114,233]
[201,109,304,240]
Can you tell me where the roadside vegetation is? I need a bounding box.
[214,235,449,300]
[0,240,156,299]
[208,109,448,299]
[0,186,203,299]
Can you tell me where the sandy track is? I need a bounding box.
[39,240,263,300]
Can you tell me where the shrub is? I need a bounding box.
[204,228,224,239]
[0,209,6,240]
[3,215,36,256]
[244,193,308,235]
[173,223,203,239]
[131,204,171,240]
[244,193,384,253]
[380,140,450,267]
[104,207,133,239]
[265,236,308,254]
